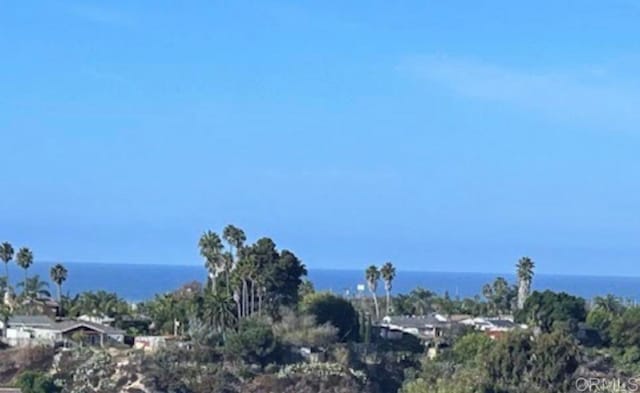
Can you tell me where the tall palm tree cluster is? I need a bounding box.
[0,241,68,303]
[198,225,307,333]
[363,262,396,320]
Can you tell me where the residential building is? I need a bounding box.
[1,315,125,347]
[379,313,450,342]
[460,316,524,338]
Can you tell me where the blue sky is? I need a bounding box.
[2,1,640,275]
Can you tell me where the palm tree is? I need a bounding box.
[223,225,247,301]
[0,242,14,287]
[203,288,236,338]
[407,287,435,315]
[593,294,623,315]
[222,225,246,264]
[16,247,33,297]
[70,290,128,318]
[17,275,50,299]
[482,283,495,313]
[365,265,380,319]
[234,257,255,318]
[199,231,224,291]
[50,263,68,302]
[516,256,535,309]
[380,261,396,316]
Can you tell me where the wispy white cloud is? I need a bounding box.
[399,55,640,131]
[68,4,134,27]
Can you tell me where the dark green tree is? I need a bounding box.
[610,307,640,349]
[516,290,586,333]
[485,329,580,393]
[16,371,59,393]
[223,318,278,367]
[301,292,360,342]
[453,332,495,366]
[241,238,307,315]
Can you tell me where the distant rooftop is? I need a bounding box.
[7,315,124,335]
[8,315,55,328]
[382,313,449,328]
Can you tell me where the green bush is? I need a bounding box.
[301,292,360,342]
[223,318,278,367]
[16,371,59,393]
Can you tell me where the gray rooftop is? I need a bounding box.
[55,320,125,335]
[486,319,516,328]
[8,315,55,328]
[7,316,124,335]
[383,314,449,329]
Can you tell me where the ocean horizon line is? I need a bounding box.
[18,259,640,281]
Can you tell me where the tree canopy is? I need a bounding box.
[301,292,360,342]
[516,290,586,333]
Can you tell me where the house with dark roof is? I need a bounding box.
[1,315,125,348]
[379,313,451,342]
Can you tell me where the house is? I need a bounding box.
[133,336,167,352]
[379,313,450,342]
[2,315,59,346]
[55,320,126,346]
[460,316,523,338]
[1,315,125,347]
[77,314,116,326]
[448,314,472,323]
[19,297,60,318]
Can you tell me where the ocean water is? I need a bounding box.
[3,262,640,302]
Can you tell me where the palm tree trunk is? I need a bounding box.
[4,263,8,288]
[242,279,248,318]
[57,283,63,316]
[258,288,262,316]
[371,292,380,320]
[385,289,390,316]
[23,269,28,297]
[250,279,255,315]
[517,280,529,310]
[234,288,241,320]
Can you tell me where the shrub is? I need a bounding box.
[16,371,59,393]
[301,292,359,342]
[223,318,278,367]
